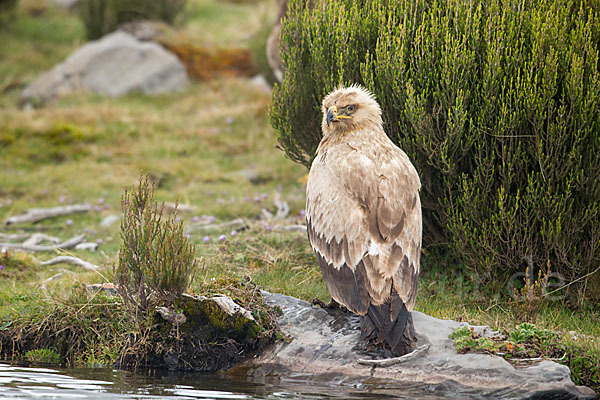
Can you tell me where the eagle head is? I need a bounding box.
[321,84,382,134]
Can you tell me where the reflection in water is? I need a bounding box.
[0,363,474,399]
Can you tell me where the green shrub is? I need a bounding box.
[25,348,62,364]
[270,0,600,301]
[116,174,196,315]
[77,0,186,40]
[450,324,599,391]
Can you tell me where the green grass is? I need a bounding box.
[184,0,276,47]
[0,0,598,393]
[0,2,85,103]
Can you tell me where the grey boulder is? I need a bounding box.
[22,31,188,104]
[229,292,597,400]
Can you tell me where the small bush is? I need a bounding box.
[77,0,187,40]
[509,263,552,323]
[270,0,600,301]
[116,174,196,315]
[164,44,256,81]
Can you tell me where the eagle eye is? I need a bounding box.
[347,105,355,112]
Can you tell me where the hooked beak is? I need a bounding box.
[326,106,336,127]
[326,106,351,127]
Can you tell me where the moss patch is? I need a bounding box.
[120,277,279,371]
[0,251,40,280]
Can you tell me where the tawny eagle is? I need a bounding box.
[306,84,422,356]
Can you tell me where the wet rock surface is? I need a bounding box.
[229,292,597,400]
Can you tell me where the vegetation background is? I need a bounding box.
[0,0,598,392]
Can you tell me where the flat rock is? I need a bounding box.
[229,292,597,400]
[22,31,188,104]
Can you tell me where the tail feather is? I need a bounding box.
[360,292,415,356]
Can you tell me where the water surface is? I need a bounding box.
[0,362,484,399]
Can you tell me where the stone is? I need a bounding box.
[22,31,189,105]
[48,0,80,10]
[85,283,117,295]
[229,292,597,400]
[156,306,187,325]
[249,75,271,93]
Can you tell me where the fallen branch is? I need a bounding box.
[163,202,194,214]
[6,204,91,225]
[357,344,430,367]
[75,242,99,251]
[44,272,65,282]
[188,218,247,232]
[40,255,100,271]
[261,196,290,220]
[0,233,30,241]
[22,233,60,246]
[0,234,85,252]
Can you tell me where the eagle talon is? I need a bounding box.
[311,297,346,311]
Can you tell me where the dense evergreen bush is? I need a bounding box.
[271,0,600,300]
[77,0,186,40]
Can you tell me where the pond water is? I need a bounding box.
[0,362,477,400]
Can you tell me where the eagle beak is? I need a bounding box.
[326,105,351,127]
[326,106,337,127]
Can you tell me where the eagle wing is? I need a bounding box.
[306,140,421,314]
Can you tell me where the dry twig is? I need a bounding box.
[0,234,86,252]
[188,218,247,232]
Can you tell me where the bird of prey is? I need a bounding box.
[306,84,422,356]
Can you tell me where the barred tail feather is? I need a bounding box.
[360,292,415,356]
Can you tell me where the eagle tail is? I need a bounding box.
[360,292,415,356]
